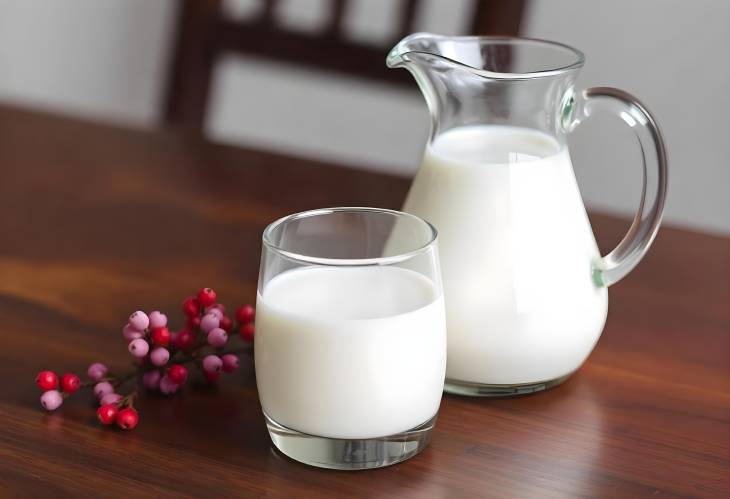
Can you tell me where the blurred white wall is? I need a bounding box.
[0,0,176,126]
[0,0,728,234]
[524,0,730,237]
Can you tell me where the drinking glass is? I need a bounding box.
[255,207,445,470]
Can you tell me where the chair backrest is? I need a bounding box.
[165,0,526,133]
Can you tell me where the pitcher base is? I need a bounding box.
[444,373,573,397]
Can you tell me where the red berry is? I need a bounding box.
[186,316,201,330]
[116,408,139,430]
[150,327,171,346]
[219,316,233,332]
[235,304,255,324]
[60,373,81,394]
[240,323,255,342]
[167,364,188,385]
[197,287,217,308]
[97,404,119,425]
[203,370,221,383]
[221,354,239,373]
[175,330,196,351]
[182,296,200,317]
[35,371,59,391]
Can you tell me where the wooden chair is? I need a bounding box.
[164,0,526,133]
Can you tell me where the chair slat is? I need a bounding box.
[165,0,527,133]
[397,0,419,38]
[261,0,278,24]
[327,0,348,35]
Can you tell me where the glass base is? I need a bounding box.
[264,412,436,470]
[444,373,572,397]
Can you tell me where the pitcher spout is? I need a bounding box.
[387,33,585,138]
[388,32,584,77]
[386,32,444,69]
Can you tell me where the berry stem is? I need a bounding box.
[118,390,138,409]
[170,345,251,367]
[113,371,139,389]
[79,375,119,388]
[35,290,255,432]
[77,345,252,392]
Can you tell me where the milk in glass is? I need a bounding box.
[255,265,446,439]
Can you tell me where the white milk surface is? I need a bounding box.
[404,125,608,385]
[255,266,446,439]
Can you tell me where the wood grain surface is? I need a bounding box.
[0,106,727,498]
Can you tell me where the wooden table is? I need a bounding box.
[0,106,727,498]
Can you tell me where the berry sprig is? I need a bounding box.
[35,287,256,431]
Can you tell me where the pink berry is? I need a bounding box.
[93,381,114,399]
[128,338,149,358]
[40,390,63,411]
[235,304,255,324]
[35,371,59,391]
[202,355,222,374]
[148,310,168,329]
[200,313,220,333]
[123,323,143,341]
[221,354,239,373]
[128,311,149,331]
[87,363,108,382]
[209,303,226,314]
[240,323,255,342]
[142,370,162,390]
[60,373,81,394]
[150,347,170,366]
[207,328,228,348]
[100,393,122,406]
[97,404,118,425]
[197,287,217,307]
[167,364,188,385]
[159,375,179,395]
[182,296,200,317]
[207,307,224,320]
[116,408,139,430]
[174,330,195,351]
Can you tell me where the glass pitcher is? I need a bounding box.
[387,34,668,396]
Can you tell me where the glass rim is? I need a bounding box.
[262,207,438,267]
[388,34,586,80]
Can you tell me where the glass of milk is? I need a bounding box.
[255,207,446,470]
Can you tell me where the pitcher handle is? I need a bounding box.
[567,87,668,287]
